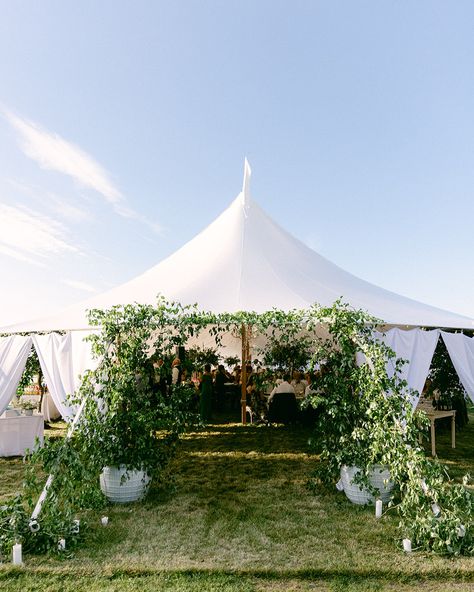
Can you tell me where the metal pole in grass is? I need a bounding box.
[28,391,89,532]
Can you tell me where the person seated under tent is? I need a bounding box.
[268,374,298,424]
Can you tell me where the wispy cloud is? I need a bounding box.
[4,110,122,203]
[62,279,97,293]
[2,109,161,232]
[7,179,94,223]
[0,203,82,265]
[46,192,93,223]
[0,244,45,267]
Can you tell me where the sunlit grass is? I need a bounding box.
[0,414,473,591]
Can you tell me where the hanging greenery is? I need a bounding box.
[304,301,474,555]
[184,346,220,374]
[1,298,472,559]
[262,335,313,374]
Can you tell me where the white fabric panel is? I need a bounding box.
[441,332,474,404]
[33,331,97,421]
[70,330,97,379]
[2,162,473,333]
[0,414,44,457]
[0,335,32,415]
[376,328,439,408]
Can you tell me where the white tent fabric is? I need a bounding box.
[0,335,32,415]
[375,328,440,408]
[441,332,474,404]
[2,161,474,333]
[32,331,97,421]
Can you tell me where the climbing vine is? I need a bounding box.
[1,298,472,558]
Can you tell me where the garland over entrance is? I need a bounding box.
[1,298,472,558]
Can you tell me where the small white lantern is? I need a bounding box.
[58,538,66,551]
[402,538,412,553]
[101,516,109,526]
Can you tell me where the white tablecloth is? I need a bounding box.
[0,414,44,457]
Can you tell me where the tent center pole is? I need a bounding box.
[241,324,247,424]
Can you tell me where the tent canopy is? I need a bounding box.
[2,160,474,333]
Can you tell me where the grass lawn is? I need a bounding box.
[0,411,473,591]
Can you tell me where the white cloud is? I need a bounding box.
[114,203,162,233]
[0,245,45,267]
[3,108,162,234]
[4,110,122,204]
[62,279,97,293]
[46,192,93,223]
[7,179,94,223]
[0,204,82,265]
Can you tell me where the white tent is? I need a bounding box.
[2,160,474,333]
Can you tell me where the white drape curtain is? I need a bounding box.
[0,335,33,415]
[33,331,97,422]
[375,328,440,408]
[441,331,474,404]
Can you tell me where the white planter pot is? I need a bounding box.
[340,465,393,505]
[100,465,151,503]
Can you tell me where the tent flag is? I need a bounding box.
[441,331,474,404]
[242,157,252,206]
[0,335,32,415]
[376,328,439,409]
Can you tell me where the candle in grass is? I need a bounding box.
[58,538,66,551]
[457,525,466,538]
[101,516,109,526]
[402,538,412,553]
[375,499,383,518]
[12,543,22,565]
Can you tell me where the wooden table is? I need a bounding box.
[423,409,456,457]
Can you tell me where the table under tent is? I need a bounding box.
[1,160,474,439]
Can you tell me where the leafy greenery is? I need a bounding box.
[183,346,220,374]
[1,297,472,560]
[304,301,474,555]
[223,355,240,368]
[16,348,42,397]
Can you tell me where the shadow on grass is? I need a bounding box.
[1,567,474,592]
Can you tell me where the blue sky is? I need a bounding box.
[0,1,473,325]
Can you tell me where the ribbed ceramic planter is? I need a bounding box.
[100,466,151,503]
[369,465,393,503]
[340,465,393,505]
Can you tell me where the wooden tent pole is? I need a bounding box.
[241,324,247,424]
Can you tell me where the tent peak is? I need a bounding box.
[242,158,252,207]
